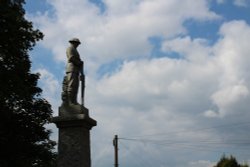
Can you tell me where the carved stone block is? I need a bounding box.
[52,107,97,167]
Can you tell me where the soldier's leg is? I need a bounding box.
[67,72,79,104]
[61,76,68,104]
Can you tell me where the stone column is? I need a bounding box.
[52,105,97,167]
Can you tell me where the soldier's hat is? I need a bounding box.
[69,38,81,44]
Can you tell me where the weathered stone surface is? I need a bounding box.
[59,104,89,117]
[52,107,96,167]
[53,38,96,167]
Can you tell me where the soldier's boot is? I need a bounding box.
[73,93,80,105]
[68,92,75,105]
[68,92,79,105]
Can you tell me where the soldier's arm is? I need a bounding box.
[67,48,83,66]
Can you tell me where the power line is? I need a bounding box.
[114,121,250,166]
[118,121,250,155]
[119,141,156,167]
[119,137,250,145]
[123,121,250,138]
[119,137,250,156]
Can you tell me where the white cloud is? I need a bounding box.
[35,68,61,114]
[188,160,215,167]
[162,36,213,62]
[161,20,250,118]
[207,84,249,117]
[216,0,249,7]
[233,0,248,7]
[30,0,219,73]
[87,20,250,165]
[34,68,61,142]
[209,20,250,117]
[216,0,225,4]
[26,1,250,167]
[205,84,249,118]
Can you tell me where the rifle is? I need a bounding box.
[81,61,85,106]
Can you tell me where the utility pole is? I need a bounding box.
[113,135,119,167]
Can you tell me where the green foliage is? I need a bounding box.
[0,0,56,166]
[214,155,249,167]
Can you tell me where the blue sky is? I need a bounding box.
[24,0,250,167]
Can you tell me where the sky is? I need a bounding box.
[24,0,250,167]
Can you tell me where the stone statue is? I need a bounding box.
[61,38,84,108]
[53,38,96,167]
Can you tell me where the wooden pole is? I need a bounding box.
[113,135,118,167]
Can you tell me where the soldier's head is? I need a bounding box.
[69,38,81,48]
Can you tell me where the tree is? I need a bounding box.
[214,155,249,167]
[0,0,56,166]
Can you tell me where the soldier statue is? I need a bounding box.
[61,38,84,106]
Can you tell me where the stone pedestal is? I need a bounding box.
[52,106,97,167]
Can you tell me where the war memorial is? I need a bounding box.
[52,38,97,167]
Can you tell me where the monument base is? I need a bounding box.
[52,106,97,167]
